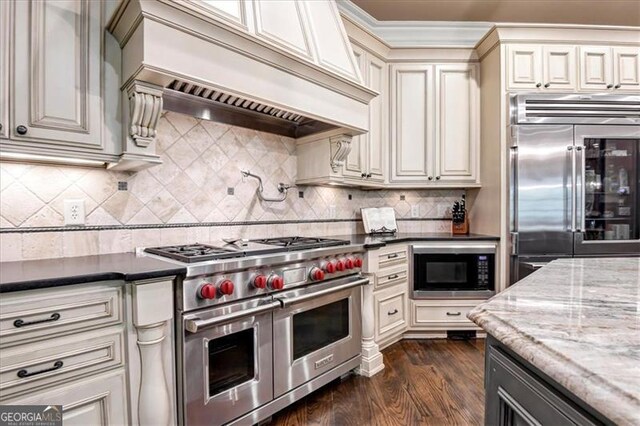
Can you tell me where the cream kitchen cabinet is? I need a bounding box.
[390,63,480,186]
[0,0,11,140]
[506,44,576,91]
[344,44,386,185]
[579,45,640,92]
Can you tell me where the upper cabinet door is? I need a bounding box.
[343,44,366,179]
[0,0,10,139]
[579,46,613,91]
[253,0,313,60]
[366,54,387,182]
[506,44,543,90]
[434,64,479,184]
[12,0,103,148]
[542,45,576,90]
[390,64,434,182]
[613,46,640,91]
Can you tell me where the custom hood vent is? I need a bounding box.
[163,80,334,138]
[108,0,376,144]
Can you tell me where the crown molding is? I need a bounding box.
[337,0,492,48]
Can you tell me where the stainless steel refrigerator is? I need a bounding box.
[509,93,640,284]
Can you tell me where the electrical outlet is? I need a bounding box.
[411,205,420,218]
[64,199,85,225]
[329,205,337,219]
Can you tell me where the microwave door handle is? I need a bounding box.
[276,277,369,308]
[185,300,282,333]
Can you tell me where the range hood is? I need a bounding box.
[108,0,376,148]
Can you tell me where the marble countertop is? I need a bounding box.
[468,257,640,425]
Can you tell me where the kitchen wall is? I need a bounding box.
[0,111,461,261]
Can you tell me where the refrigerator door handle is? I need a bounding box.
[568,145,576,232]
[575,145,585,233]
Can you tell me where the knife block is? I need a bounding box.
[451,215,469,235]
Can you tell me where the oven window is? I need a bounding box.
[207,328,255,397]
[426,262,467,284]
[292,299,349,360]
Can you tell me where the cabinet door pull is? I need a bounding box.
[361,173,366,178]
[446,311,462,316]
[387,274,399,280]
[17,360,64,378]
[13,313,61,328]
[606,84,614,89]
[366,173,372,178]
[614,84,621,89]
[428,176,433,181]
[387,253,399,259]
[388,309,399,316]
[16,125,28,135]
[535,82,542,88]
[435,176,441,180]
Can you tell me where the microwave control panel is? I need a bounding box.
[478,255,490,286]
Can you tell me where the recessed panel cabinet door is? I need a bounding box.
[579,46,612,91]
[344,44,366,179]
[391,64,434,182]
[435,64,479,183]
[253,0,313,60]
[182,1,247,29]
[366,54,387,182]
[613,46,640,91]
[506,44,542,90]
[12,0,103,148]
[542,45,576,90]
[0,0,10,139]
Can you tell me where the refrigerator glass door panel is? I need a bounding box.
[575,125,640,255]
[513,125,575,255]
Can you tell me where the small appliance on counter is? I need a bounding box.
[451,195,469,235]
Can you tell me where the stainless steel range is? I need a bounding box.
[144,236,367,425]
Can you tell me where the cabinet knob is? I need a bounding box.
[16,125,28,135]
[361,173,366,178]
[366,173,372,178]
[535,83,542,88]
[544,83,551,88]
[606,84,614,89]
[435,176,441,180]
[428,176,433,181]
[614,84,621,89]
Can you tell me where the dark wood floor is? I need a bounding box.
[271,339,485,426]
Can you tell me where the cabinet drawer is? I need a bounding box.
[411,300,480,328]
[0,326,124,399]
[376,266,408,290]
[0,284,123,347]
[374,284,407,341]
[378,246,408,269]
[2,368,129,425]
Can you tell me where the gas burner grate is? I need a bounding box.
[250,236,349,250]
[145,244,242,263]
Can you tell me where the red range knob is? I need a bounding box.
[219,280,235,296]
[309,267,325,281]
[323,261,336,273]
[335,260,345,271]
[353,257,363,268]
[252,274,267,289]
[269,275,285,290]
[199,283,216,300]
[344,258,355,270]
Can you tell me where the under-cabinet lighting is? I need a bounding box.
[0,152,106,167]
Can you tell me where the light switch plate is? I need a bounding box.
[411,205,419,218]
[64,199,85,225]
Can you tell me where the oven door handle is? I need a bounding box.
[185,301,282,333]
[276,278,369,308]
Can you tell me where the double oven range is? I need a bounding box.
[145,237,367,425]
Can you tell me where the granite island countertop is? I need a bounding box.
[468,257,640,425]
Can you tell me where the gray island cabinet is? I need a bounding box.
[469,258,640,426]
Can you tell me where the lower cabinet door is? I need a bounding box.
[374,283,408,345]
[2,369,129,426]
[485,343,599,426]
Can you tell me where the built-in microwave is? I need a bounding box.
[410,243,497,299]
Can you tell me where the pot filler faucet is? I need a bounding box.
[241,170,295,202]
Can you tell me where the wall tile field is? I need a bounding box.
[0,111,461,261]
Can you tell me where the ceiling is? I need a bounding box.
[350,0,640,26]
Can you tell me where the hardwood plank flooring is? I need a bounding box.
[270,338,485,426]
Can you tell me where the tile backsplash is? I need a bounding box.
[0,111,461,261]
